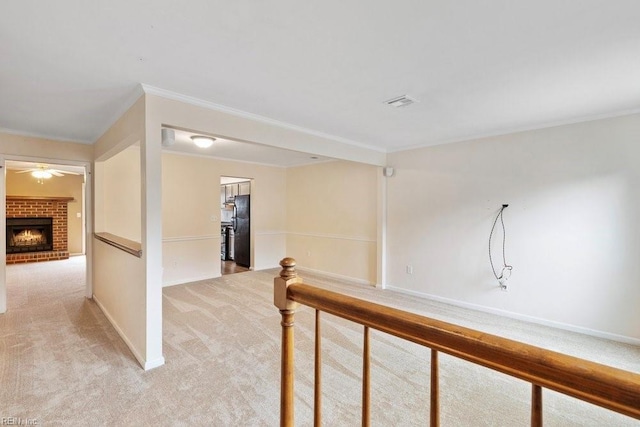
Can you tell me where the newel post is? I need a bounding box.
[274,257,301,427]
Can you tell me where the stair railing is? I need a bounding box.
[274,257,640,427]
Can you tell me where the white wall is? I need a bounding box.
[286,160,379,283]
[387,113,640,343]
[162,152,286,286]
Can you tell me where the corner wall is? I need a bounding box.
[92,95,164,369]
[386,113,640,342]
[286,160,379,283]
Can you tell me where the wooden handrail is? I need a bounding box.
[286,282,640,420]
[94,232,142,257]
[274,258,640,425]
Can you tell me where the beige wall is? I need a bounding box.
[97,146,141,241]
[162,152,286,285]
[0,133,93,163]
[286,160,378,283]
[146,93,387,288]
[387,112,640,343]
[6,171,84,254]
[91,95,162,369]
[93,238,146,360]
[161,153,379,285]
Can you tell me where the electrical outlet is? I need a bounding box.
[307,251,311,257]
[406,265,413,274]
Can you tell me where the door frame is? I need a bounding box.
[220,176,253,271]
[0,155,93,314]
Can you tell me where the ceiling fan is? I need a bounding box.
[14,164,81,179]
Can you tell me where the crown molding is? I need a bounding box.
[141,84,387,154]
[91,84,146,142]
[389,107,640,153]
[0,127,91,144]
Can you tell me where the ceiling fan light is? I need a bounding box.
[32,170,52,179]
[191,135,215,148]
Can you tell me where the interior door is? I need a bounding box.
[233,194,250,267]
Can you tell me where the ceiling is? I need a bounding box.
[1,1,639,156]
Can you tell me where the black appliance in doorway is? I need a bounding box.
[233,194,250,267]
[221,224,234,261]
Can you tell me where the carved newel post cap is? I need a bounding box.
[279,257,297,279]
[275,257,300,310]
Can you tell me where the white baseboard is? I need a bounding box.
[93,295,165,370]
[163,274,219,287]
[296,266,374,286]
[144,357,166,371]
[386,285,640,346]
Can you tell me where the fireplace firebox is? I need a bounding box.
[6,217,54,254]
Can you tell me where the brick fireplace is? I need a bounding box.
[5,196,74,264]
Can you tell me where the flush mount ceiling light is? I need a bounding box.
[191,135,216,148]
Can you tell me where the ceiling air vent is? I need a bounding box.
[384,95,418,108]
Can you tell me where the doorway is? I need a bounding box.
[220,176,251,275]
[1,158,91,313]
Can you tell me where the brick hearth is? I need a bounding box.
[6,196,74,264]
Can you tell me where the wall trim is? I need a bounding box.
[162,232,285,242]
[386,285,640,346]
[93,295,165,370]
[389,108,640,153]
[163,235,218,243]
[92,84,146,144]
[287,231,375,243]
[0,127,91,144]
[163,274,219,287]
[297,266,374,286]
[255,230,286,236]
[143,357,166,371]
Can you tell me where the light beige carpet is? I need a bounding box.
[1,257,638,426]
